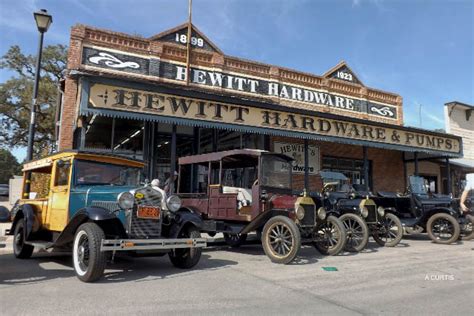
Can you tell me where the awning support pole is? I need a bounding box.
[445,157,451,195]
[304,139,309,192]
[363,146,369,191]
[170,124,177,192]
[414,152,419,176]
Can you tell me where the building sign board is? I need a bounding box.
[82,47,398,119]
[87,83,461,155]
[274,142,320,174]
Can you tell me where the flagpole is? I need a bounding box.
[186,0,192,85]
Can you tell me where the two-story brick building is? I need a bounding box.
[56,23,463,194]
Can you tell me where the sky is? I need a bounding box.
[1,0,473,162]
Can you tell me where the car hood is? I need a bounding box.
[72,185,137,203]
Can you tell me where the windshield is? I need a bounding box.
[74,160,141,186]
[409,176,428,194]
[261,155,292,189]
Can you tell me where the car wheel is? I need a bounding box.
[73,223,107,282]
[261,215,301,264]
[460,214,473,241]
[340,213,369,252]
[372,213,403,247]
[427,213,461,244]
[223,233,247,248]
[169,226,202,269]
[313,215,347,255]
[13,218,34,259]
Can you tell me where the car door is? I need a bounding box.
[46,159,72,231]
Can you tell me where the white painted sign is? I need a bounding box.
[274,142,320,174]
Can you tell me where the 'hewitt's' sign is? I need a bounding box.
[87,83,460,154]
[82,47,398,119]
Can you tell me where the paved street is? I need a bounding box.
[0,233,473,315]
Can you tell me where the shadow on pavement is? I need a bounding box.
[0,251,238,285]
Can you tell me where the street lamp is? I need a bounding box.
[24,9,52,197]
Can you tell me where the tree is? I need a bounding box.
[0,149,21,183]
[0,44,67,157]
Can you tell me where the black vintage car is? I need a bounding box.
[364,175,473,244]
[315,172,403,252]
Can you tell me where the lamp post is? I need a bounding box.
[24,9,52,197]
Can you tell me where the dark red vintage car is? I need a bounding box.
[177,149,346,264]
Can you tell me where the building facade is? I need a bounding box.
[57,23,463,194]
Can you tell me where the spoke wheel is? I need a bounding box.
[427,213,460,244]
[340,213,369,252]
[262,216,301,264]
[73,223,107,282]
[313,215,347,256]
[372,213,403,247]
[13,218,34,259]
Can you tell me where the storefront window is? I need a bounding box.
[84,116,113,151]
[322,156,372,189]
[113,118,144,159]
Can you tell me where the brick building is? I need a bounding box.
[57,23,463,194]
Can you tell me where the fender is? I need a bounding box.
[9,204,36,240]
[169,207,204,238]
[240,209,289,235]
[382,207,398,215]
[425,207,458,219]
[54,207,125,247]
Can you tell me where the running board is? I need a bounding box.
[101,238,207,251]
[24,241,55,249]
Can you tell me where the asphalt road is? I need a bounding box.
[0,234,473,315]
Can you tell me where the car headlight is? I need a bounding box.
[295,205,305,220]
[317,207,327,220]
[117,191,134,210]
[166,195,182,212]
[360,206,369,218]
[377,206,385,217]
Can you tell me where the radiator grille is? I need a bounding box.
[300,204,316,227]
[129,186,163,238]
[365,205,377,223]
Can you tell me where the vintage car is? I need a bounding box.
[360,175,473,244]
[8,151,206,282]
[316,171,403,252]
[176,149,346,264]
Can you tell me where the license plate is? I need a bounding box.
[137,206,160,219]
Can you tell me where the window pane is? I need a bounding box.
[113,118,144,160]
[54,161,71,186]
[84,115,113,150]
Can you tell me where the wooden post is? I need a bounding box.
[363,146,369,191]
[304,139,309,192]
[446,157,451,195]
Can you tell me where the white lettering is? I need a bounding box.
[248,79,259,93]
[209,72,224,87]
[291,87,303,101]
[235,77,247,91]
[346,98,355,110]
[193,70,207,84]
[226,75,234,89]
[279,85,290,99]
[268,82,279,96]
[335,96,345,108]
[304,90,314,102]
[176,66,187,81]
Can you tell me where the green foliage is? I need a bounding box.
[0,44,67,157]
[0,149,21,183]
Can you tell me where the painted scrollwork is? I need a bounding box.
[370,106,394,117]
[88,52,140,69]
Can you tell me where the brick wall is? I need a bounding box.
[58,26,85,150]
[271,136,405,193]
